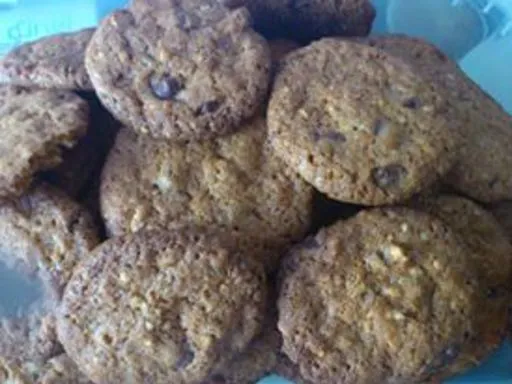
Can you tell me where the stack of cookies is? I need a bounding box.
[0,0,510,383]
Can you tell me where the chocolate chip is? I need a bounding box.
[371,165,407,189]
[403,97,421,109]
[488,176,499,189]
[149,74,182,100]
[196,100,220,115]
[174,342,195,370]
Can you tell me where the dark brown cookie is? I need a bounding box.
[100,119,313,271]
[278,207,481,383]
[86,5,271,141]
[245,0,375,42]
[268,39,461,205]
[57,225,267,384]
[363,35,512,203]
[0,29,94,91]
[0,86,89,198]
[411,195,510,378]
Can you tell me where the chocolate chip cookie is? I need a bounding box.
[0,86,89,198]
[412,195,511,377]
[0,29,94,91]
[245,0,375,42]
[100,119,313,270]
[57,225,267,384]
[86,5,271,141]
[268,39,460,205]
[278,207,480,383]
[0,184,100,291]
[363,35,512,203]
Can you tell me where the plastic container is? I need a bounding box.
[0,1,511,383]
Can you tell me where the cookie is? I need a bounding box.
[268,39,460,205]
[0,184,100,291]
[245,0,375,42]
[86,5,271,141]
[278,207,480,383]
[0,86,89,198]
[57,225,267,384]
[0,29,94,91]
[363,35,512,203]
[411,195,510,376]
[100,119,313,270]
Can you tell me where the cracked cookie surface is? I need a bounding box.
[86,4,271,140]
[278,207,480,383]
[57,225,266,384]
[267,39,460,205]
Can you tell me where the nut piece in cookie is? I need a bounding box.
[268,39,461,205]
[278,207,480,383]
[57,225,267,384]
[86,5,271,141]
[0,29,94,91]
[362,35,512,203]
[100,119,313,271]
[0,86,89,198]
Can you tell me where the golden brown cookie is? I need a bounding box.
[0,86,89,198]
[363,35,512,203]
[0,29,94,90]
[268,38,461,205]
[411,195,511,377]
[0,184,100,291]
[100,119,313,271]
[86,4,271,141]
[278,207,481,383]
[57,225,267,384]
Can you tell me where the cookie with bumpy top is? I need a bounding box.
[268,38,460,205]
[0,184,100,291]
[363,35,512,203]
[278,207,480,384]
[245,0,375,42]
[0,86,89,198]
[0,29,94,90]
[100,119,313,271]
[86,4,271,141]
[412,195,510,378]
[56,225,267,384]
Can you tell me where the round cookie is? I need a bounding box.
[57,225,267,384]
[267,38,461,205]
[278,207,480,384]
[363,35,512,203]
[0,183,100,291]
[0,86,89,198]
[86,5,271,141]
[245,0,375,42]
[411,195,511,375]
[0,29,94,91]
[100,119,313,270]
